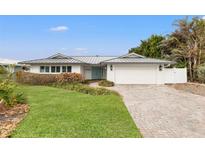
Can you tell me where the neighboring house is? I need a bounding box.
[19,53,187,84]
[0,58,23,73]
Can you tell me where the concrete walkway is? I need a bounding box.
[109,85,205,137]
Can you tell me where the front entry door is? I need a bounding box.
[92,67,102,79]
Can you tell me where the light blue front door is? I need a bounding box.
[92,67,102,79]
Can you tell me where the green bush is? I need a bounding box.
[0,80,26,107]
[98,80,114,87]
[53,83,119,96]
[0,65,7,74]
[197,63,205,83]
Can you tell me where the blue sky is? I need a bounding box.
[0,15,200,60]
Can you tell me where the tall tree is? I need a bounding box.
[129,35,165,59]
[160,17,205,81]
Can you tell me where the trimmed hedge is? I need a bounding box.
[98,80,114,87]
[53,83,119,96]
[16,71,58,85]
[16,71,84,85]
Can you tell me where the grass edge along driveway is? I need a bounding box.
[11,85,142,138]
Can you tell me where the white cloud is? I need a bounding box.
[74,48,88,52]
[50,26,68,32]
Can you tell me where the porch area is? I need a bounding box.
[83,65,107,80]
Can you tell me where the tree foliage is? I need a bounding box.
[160,17,205,81]
[129,35,165,58]
[129,17,205,82]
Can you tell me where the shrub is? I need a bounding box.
[0,65,8,74]
[197,63,205,83]
[16,72,84,85]
[56,73,84,84]
[98,80,114,87]
[16,71,58,85]
[0,80,26,107]
[53,83,119,96]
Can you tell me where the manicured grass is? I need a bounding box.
[11,85,142,137]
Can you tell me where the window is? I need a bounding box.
[51,66,56,73]
[67,66,72,72]
[62,66,66,72]
[40,66,44,72]
[56,66,60,72]
[45,66,50,72]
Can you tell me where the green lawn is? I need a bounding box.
[11,85,142,137]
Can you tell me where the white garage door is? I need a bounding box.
[114,64,158,84]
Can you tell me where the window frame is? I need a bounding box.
[62,66,67,72]
[56,66,61,73]
[40,66,45,73]
[45,66,50,73]
[67,66,72,72]
[51,66,56,73]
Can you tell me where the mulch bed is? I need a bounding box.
[0,103,29,138]
[168,82,205,97]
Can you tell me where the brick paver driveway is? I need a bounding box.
[110,85,205,137]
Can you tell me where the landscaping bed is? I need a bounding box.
[168,82,205,97]
[0,103,29,138]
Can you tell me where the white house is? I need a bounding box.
[19,53,187,84]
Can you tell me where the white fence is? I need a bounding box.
[164,68,187,84]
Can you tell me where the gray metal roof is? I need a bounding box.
[19,53,85,64]
[101,52,175,64]
[19,53,174,65]
[19,58,84,64]
[72,56,116,64]
[101,57,174,64]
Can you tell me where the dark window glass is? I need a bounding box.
[62,66,66,72]
[45,66,49,72]
[67,66,72,72]
[56,66,60,72]
[51,66,55,73]
[40,66,44,72]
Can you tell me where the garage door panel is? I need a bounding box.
[115,65,157,84]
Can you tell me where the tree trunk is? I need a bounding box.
[193,56,197,80]
[188,57,193,81]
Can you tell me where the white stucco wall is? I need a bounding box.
[29,64,82,74]
[107,63,187,84]
[107,64,161,84]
